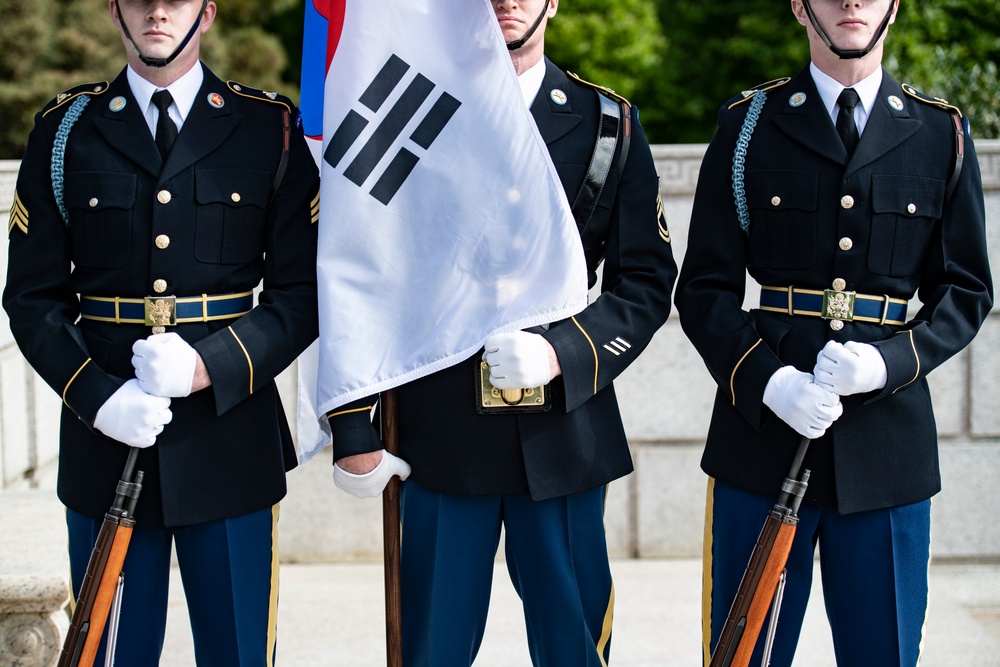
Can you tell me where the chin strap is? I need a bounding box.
[114,0,208,68]
[506,2,550,51]
[802,0,895,60]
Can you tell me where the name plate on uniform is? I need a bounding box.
[476,361,551,414]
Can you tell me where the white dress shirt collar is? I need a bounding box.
[128,62,205,137]
[518,58,546,108]
[810,62,882,135]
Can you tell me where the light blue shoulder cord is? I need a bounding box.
[52,95,91,226]
[732,90,767,234]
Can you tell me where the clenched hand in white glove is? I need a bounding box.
[93,379,172,448]
[132,332,198,397]
[482,332,555,390]
[333,450,412,498]
[813,340,887,396]
[763,366,843,439]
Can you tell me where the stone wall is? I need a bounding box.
[3,143,999,567]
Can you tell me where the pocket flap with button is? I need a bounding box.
[195,169,270,208]
[872,174,945,218]
[64,172,137,211]
[746,170,818,212]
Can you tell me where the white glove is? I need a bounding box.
[482,332,553,390]
[813,340,888,396]
[131,332,198,397]
[333,450,412,498]
[93,379,173,448]
[763,366,843,439]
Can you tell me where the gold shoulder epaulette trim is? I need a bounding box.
[566,71,630,106]
[728,77,792,110]
[227,81,293,114]
[901,83,963,117]
[42,82,110,118]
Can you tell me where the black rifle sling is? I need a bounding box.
[571,91,627,237]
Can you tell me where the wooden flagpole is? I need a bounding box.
[380,388,403,667]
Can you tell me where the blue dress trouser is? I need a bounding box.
[67,505,280,666]
[401,480,614,667]
[704,479,931,667]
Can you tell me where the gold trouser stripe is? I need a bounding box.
[63,358,92,405]
[893,329,920,394]
[228,326,254,395]
[702,477,716,666]
[571,316,600,395]
[730,340,762,406]
[326,406,373,420]
[266,504,280,667]
[596,581,615,667]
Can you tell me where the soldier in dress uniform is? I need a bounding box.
[323,1,677,664]
[3,0,319,664]
[675,0,992,665]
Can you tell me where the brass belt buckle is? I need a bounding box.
[477,361,549,413]
[144,296,177,334]
[822,289,855,322]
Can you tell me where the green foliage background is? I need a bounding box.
[1,1,996,158]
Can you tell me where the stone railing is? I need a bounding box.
[3,142,1000,664]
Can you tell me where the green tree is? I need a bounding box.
[545,0,668,137]
[886,0,1000,138]
[647,0,999,142]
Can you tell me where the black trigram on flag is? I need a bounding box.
[324,54,462,205]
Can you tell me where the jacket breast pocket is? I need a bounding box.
[194,168,270,264]
[64,171,136,269]
[745,170,818,269]
[868,174,944,277]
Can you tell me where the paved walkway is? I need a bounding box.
[160,559,1000,666]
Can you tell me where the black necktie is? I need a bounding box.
[836,87,860,157]
[152,89,178,160]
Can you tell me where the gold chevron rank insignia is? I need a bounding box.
[656,190,670,243]
[8,189,28,236]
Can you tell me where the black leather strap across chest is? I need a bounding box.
[571,91,630,236]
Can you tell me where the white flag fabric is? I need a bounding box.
[300,0,588,462]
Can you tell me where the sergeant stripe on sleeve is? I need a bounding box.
[8,190,28,235]
[310,190,320,224]
[656,191,670,243]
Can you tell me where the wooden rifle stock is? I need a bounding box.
[59,447,143,667]
[709,437,811,667]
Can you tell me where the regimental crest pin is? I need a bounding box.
[109,96,127,112]
[263,90,278,100]
[207,92,225,108]
[550,89,567,105]
[887,95,904,111]
[788,92,807,107]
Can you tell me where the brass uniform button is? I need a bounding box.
[231,192,241,203]
[907,203,916,214]
[771,196,781,207]
[832,278,847,291]
[830,320,845,331]
[838,237,853,251]
[89,198,99,208]
[157,190,172,204]
[840,195,855,209]
[155,235,171,249]
[153,279,168,293]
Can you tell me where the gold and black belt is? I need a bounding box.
[759,285,907,330]
[80,292,253,333]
